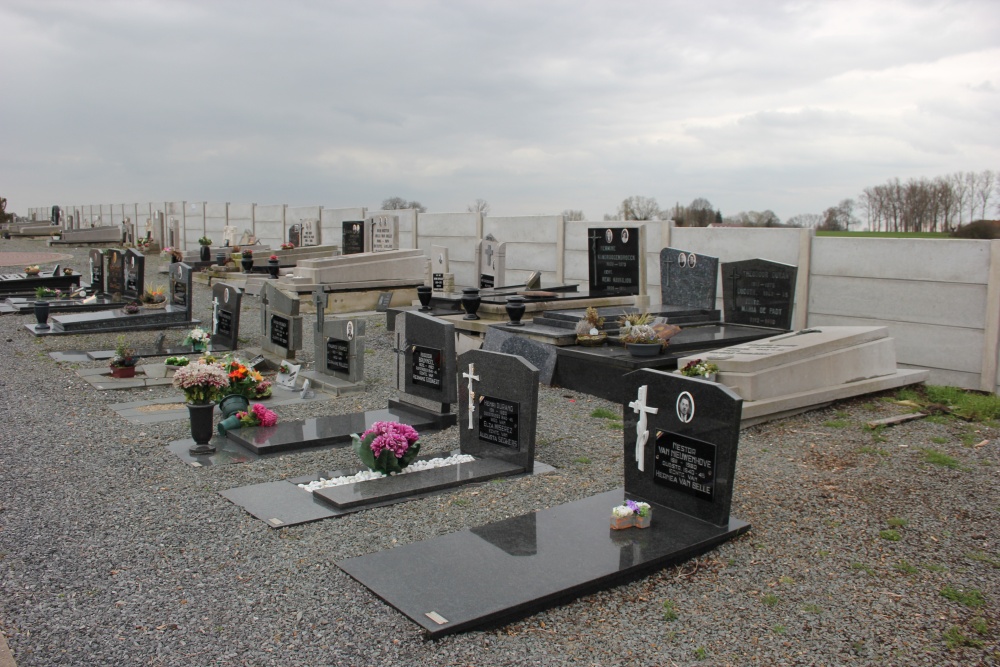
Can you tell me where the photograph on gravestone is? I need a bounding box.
[659,247,719,310]
[623,369,743,527]
[721,258,797,330]
[587,227,640,295]
[342,221,365,255]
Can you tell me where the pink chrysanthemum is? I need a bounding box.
[363,421,419,459]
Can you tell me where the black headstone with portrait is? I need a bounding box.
[288,225,301,248]
[105,249,125,298]
[659,247,718,310]
[721,258,797,330]
[342,221,365,255]
[123,249,145,302]
[210,282,242,351]
[587,226,641,295]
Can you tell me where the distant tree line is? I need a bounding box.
[859,170,996,233]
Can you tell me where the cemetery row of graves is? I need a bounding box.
[0,219,940,640]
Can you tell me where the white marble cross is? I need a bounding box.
[211,296,220,334]
[629,384,659,472]
[462,363,480,429]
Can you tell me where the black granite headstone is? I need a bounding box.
[105,249,125,298]
[587,227,640,295]
[317,318,365,384]
[342,221,364,255]
[168,263,193,319]
[401,311,457,407]
[457,349,538,472]
[123,249,145,301]
[721,258,797,330]
[660,247,718,309]
[211,282,242,350]
[89,249,105,294]
[288,224,300,248]
[270,315,290,348]
[622,369,743,527]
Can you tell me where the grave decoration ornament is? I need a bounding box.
[24,265,40,275]
[171,361,230,405]
[35,287,62,299]
[575,307,606,346]
[351,421,422,475]
[218,401,278,435]
[680,358,719,380]
[610,500,652,530]
[122,302,141,315]
[109,335,139,378]
[183,327,210,352]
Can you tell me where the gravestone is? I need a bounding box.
[300,220,319,247]
[477,236,505,289]
[588,226,642,296]
[89,249,105,294]
[660,247,718,309]
[123,249,145,301]
[431,244,450,291]
[223,225,239,247]
[260,282,303,360]
[169,263,194,320]
[390,310,457,424]
[288,225,301,248]
[457,349,538,472]
[210,282,242,350]
[623,369,743,527]
[105,249,125,298]
[722,258,797,330]
[342,221,365,255]
[299,289,367,394]
[367,215,398,253]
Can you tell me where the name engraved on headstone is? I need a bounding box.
[411,345,442,388]
[480,273,494,289]
[217,309,234,338]
[477,396,519,449]
[342,221,364,255]
[588,227,640,295]
[433,273,444,290]
[326,338,350,373]
[653,431,716,500]
[270,315,290,347]
[171,281,187,308]
[723,259,798,330]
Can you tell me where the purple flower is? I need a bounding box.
[363,421,420,459]
[626,500,639,512]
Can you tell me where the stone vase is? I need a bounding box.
[461,288,481,320]
[33,300,51,330]
[267,259,279,278]
[505,296,526,326]
[187,402,216,455]
[417,285,432,311]
[218,394,250,418]
[240,257,254,273]
[199,245,211,261]
[216,252,227,267]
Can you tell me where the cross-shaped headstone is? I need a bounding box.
[462,363,480,429]
[628,384,659,472]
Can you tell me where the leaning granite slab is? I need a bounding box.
[276,248,428,293]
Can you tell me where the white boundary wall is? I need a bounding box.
[417,212,481,287]
[320,207,367,250]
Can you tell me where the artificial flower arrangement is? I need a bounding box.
[198,236,212,246]
[618,312,661,345]
[352,421,421,475]
[140,285,166,305]
[680,358,719,379]
[219,356,264,399]
[34,286,62,299]
[237,403,279,428]
[575,306,607,345]
[254,379,273,398]
[24,265,40,275]
[165,356,190,367]
[280,242,295,250]
[269,254,279,261]
[610,499,652,530]
[122,301,141,315]
[136,237,151,249]
[241,248,253,258]
[183,327,210,348]
[171,361,230,404]
[160,246,174,258]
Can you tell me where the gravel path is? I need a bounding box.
[0,237,997,666]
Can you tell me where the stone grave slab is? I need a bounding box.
[342,220,365,255]
[457,349,538,472]
[210,282,242,350]
[260,282,302,360]
[721,258,797,330]
[659,247,718,310]
[587,226,644,296]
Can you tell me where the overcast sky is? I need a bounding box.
[3,0,999,223]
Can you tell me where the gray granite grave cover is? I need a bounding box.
[210,282,242,350]
[457,349,538,472]
[721,258,797,330]
[659,247,718,310]
[482,328,556,386]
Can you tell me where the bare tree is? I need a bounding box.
[976,169,995,219]
[786,213,823,228]
[381,197,426,213]
[561,209,585,221]
[466,199,490,215]
[965,171,980,223]
[617,196,661,221]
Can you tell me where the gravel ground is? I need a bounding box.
[0,237,998,666]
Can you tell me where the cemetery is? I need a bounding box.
[0,228,997,666]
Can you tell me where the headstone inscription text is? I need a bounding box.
[217,309,234,338]
[411,345,442,388]
[722,259,797,330]
[653,431,716,501]
[326,339,350,373]
[342,221,364,255]
[478,396,519,449]
[270,315,290,347]
[588,227,640,295]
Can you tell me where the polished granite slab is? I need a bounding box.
[314,458,523,509]
[27,307,199,336]
[221,455,556,527]
[1,296,117,315]
[226,406,450,455]
[337,489,750,638]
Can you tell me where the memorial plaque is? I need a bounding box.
[326,338,350,373]
[271,315,290,348]
[411,345,442,388]
[123,249,144,301]
[89,249,104,294]
[106,249,125,297]
[722,258,797,330]
[210,282,242,350]
[368,215,398,253]
[342,221,364,255]
[478,237,505,289]
[652,432,716,501]
[217,310,234,338]
[478,396,519,449]
[587,227,640,295]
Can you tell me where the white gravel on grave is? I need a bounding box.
[298,454,476,491]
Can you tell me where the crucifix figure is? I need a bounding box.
[462,363,480,429]
[588,229,603,284]
[629,384,659,472]
[211,295,220,334]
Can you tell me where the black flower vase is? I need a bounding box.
[240,257,254,273]
[417,285,432,311]
[33,300,51,330]
[267,259,279,278]
[199,245,211,261]
[505,295,526,326]
[216,251,227,267]
[461,288,481,320]
[187,402,216,455]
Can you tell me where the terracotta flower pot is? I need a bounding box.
[610,515,632,530]
[110,366,136,379]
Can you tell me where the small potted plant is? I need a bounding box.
[35,286,61,300]
[267,253,280,278]
[610,503,633,530]
[240,248,254,273]
[140,285,167,308]
[280,242,295,250]
[183,326,210,352]
[253,379,273,399]
[24,265,40,276]
[575,307,607,346]
[171,361,231,454]
[680,358,719,382]
[610,500,652,529]
[619,312,662,356]
[62,267,73,275]
[217,356,264,418]
[109,335,139,378]
[352,421,421,474]
[122,301,141,315]
[218,401,279,435]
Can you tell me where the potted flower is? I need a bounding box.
[351,421,421,474]
[161,247,177,262]
[217,356,264,418]
[680,358,719,381]
[198,236,213,261]
[218,402,278,435]
[280,242,295,250]
[171,361,231,454]
[183,326,210,352]
[35,286,61,300]
[267,253,280,278]
[575,307,607,346]
[610,500,652,529]
[109,335,139,378]
[619,312,662,356]
[24,265,40,276]
[610,503,633,530]
[145,354,188,379]
[240,248,254,273]
[122,301,141,315]
[62,267,73,275]
[254,379,273,399]
[140,285,167,309]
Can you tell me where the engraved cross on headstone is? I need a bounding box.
[588,229,603,281]
[462,363,480,429]
[211,295,220,334]
[629,384,659,472]
[662,253,675,289]
[312,289,326,334]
